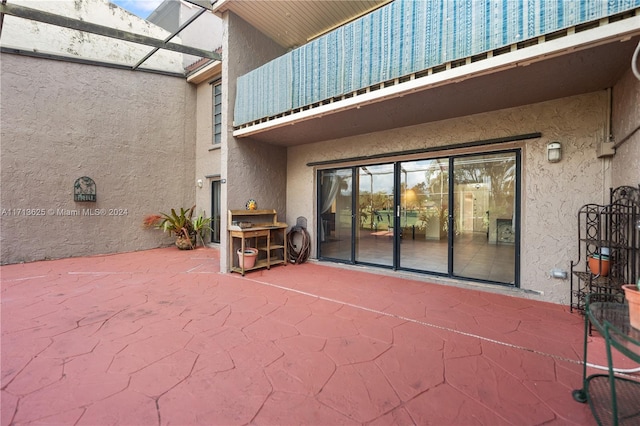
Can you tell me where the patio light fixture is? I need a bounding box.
[547,142,562,163]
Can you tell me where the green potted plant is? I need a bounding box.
[143,206,197,250]
[192,212,212,247]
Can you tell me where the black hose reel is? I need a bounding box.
[287,217,311,264]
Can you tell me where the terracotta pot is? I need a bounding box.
[622,284,640,330]
[588,255,610,276]
[237,248,258,269]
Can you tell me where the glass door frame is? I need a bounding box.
[315,148,521,288]
[447,150,521,287]
[316,165,399,269]
[210,180,221,244]
[316,167,357,264]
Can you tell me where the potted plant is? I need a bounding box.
[588,253,610,276]
[143,206,198,250]
[622,280,640,330]
[192,212,213,247]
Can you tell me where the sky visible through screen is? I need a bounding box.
[110,0,163,19]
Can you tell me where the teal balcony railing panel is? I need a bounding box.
[235,53,292,125]
[235,0,640,127]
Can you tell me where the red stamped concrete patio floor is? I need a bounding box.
[1,247,604,425]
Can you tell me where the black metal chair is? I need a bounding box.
[574,293,640,426]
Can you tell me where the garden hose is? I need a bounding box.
[287,225,311,264]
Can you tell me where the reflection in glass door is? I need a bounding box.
[452,152,517,284]
[357,165,394,266]
[319,169,353,262]
[317,150,518,286]
[398,159,449,274]
[211,180,221,243]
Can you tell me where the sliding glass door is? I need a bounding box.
[317,150,519,286]
[357,165,394,266]
[318,166,395,266]
[319,168,353,262]
[397,159,449,274]
[452,152,517,284]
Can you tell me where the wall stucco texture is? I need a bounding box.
[1,54,196,264]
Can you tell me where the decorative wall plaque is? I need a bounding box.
[74,177,96,202]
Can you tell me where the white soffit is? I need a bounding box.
[187,60,222,83]
[212,0,391,49]
[233,15,640,138]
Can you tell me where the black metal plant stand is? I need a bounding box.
[570,186,640,314]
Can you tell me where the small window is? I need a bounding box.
[213,82,222,144]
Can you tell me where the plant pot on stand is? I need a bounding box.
[588,254,610,276]
[622,284,640,330]
[237,248,258,269]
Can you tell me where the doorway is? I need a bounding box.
[317,150,519,286]
[211,180,221,243]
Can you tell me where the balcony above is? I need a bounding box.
[229,0,640,146]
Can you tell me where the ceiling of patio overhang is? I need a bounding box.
[212,0,392,50]
[0,0,221,77]
[234,33,640,147]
